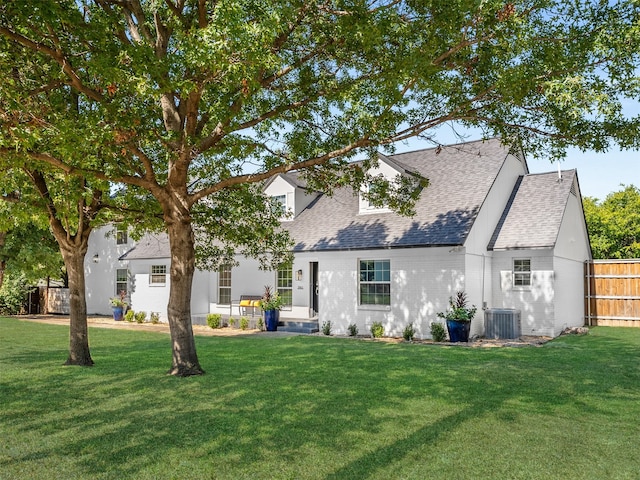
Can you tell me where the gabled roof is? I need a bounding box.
[283,138,514,252]
[376,152,421,177]
[487,170,578,250]
[118,138,548,260]
[119,233,170,260]
[263,169,308,190]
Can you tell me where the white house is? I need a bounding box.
[84,138,592,338]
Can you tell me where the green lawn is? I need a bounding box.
[1,318,639,480]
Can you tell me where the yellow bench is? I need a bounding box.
[231,295,262,317]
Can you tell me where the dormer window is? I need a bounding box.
[272,195,287,216]
[116,228,128,245]
[264,174,318,221]
[269,193,295,220]
[366,182,384,208]
[359,182,392,214]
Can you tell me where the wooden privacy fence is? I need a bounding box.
[585,259,640,327]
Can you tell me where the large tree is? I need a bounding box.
[0,166,110,366]
[1,0,638,375]
[0,204,63,290]
[584,185,640,259]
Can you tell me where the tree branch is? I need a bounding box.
[190,137,375,204]
[24,151,154,191]
[24,169,64,239]
[95,0,133,45]
[0,26,105,103]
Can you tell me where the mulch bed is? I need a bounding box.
[15,315,587,345]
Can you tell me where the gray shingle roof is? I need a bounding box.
[119,233,170,260]
[488,170,577,250]
[284,138,512,251]
[118,138,562,259]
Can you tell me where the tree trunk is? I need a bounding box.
[165,215,204,376]
[59,241,93,367]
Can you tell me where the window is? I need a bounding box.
[359,260,390,305]
[276,264,293,307]
[360,181,391,214]
[513,259,531,287]
[365,182,383,208]
[271,195,287,217]
[116,229,128,245]
[150,265,167,285]
[218,265,231,305]
[116,269,128,295]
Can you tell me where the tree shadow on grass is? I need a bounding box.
[1,325,640,479]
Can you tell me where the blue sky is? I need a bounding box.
[527,147,638,201]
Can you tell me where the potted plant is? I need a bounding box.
[110,291,128,321]
[261,285,283,331]
[437,290,477,342]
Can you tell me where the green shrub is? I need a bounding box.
[257,318,264,331]
[240,316,249,330]
[403,323,415,341]
[430,322,447,342]
[228,317,236,328]
[370,321,384,338]
[322,321,332,336]
[150,312,160,324]
[134,311,146,323]
[124,309,135,322]
[347,324,358,337]
[206,313,221,329]
[0,274,28,315]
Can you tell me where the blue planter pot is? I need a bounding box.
[112,306,124,321]
[446,319,471,342]
[264,309,279,331]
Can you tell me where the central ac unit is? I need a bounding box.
[484,308,521,339]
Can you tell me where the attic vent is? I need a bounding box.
[507,144,526,170]
[570,181,578,197]
[484,308,521,339]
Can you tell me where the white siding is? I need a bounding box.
[190,270,210,316]
[491,250,556,336]
[552,187,591,334]
[128,259,170,321]
[308,247,465,339]
[84,225,135,315]
[463,252,490,337]
[554,184,591,261]
[552,256,585,335]
[462,152,525,337]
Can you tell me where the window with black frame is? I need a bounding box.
[359,260,390,305]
